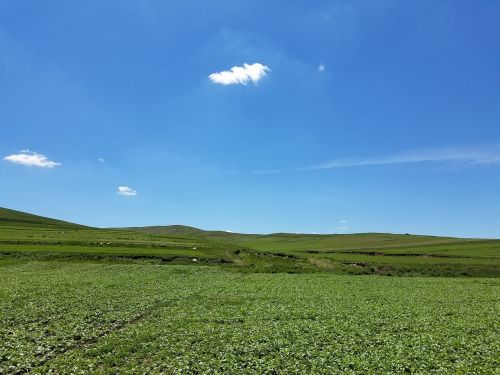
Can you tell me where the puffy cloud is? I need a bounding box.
[117,186,137,196]
[209,63,270,85]
[318,64,326,72]
[3,150,61,168]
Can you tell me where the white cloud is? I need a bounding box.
[253,145,500,174]
[209,63,270,85]
[3,151,61,168]
[339,219,348,223]
[309,147,500,170]
[318,63,326,72]
[98,158,105,163]
[117,186,137,196]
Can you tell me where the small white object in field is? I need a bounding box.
[192,258,198,262]
[192,247,197,250]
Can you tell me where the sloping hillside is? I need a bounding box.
[0,207,87,228]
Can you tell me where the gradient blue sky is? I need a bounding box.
[1,1,500,237]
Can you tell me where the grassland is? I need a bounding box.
[124,225,500,276]
[0,207,499,373]
[1,261,498,374]
[1,208,499,277]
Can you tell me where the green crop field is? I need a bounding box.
[1,261,498,374]
[0,207,499,373]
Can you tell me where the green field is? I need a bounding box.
[0,207,499,373]
[1,261,499,374]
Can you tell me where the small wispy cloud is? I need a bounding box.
[253,145,500,174]
[3,150,61,168]
[209,63,270,85]
[318,63,326,72]
[117,186,137,196]
[309,147,500,171]
[335,226,350,232]
[335,219,350,232]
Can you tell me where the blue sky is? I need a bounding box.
[1,1,500,237]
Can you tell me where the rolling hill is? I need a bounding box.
[124,224,468,253]
[0,207,88,228]
[1,207,499,277]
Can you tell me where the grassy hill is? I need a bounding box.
[0,207,87,228]
[125,225,466,252]
[1,207,499,277]
[0,207,236,263]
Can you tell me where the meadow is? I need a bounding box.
[0,207,499,373]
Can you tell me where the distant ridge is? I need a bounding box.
[0,207,88,228]
[123,224,461,240]
[0,207,475,253]
[124,225,208,237]
[122,225,466,252]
